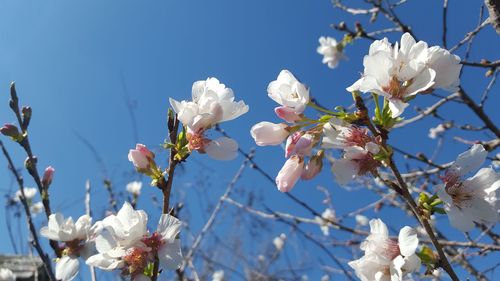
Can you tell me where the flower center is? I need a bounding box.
[443,172,473,208]
[382,77,410,99]
[385,239,401,260]
[353,154,379,175]
[64,239,84,256]
[344,127,371,147]
[187,132,211,151]
[142,232,164,253]
[123,247,149,275]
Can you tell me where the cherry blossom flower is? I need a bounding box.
[212,270,225,281]
[331,143,381,185]
[428,123,448,139]
[322,118,373,150]
[40,214,95,281]
[128,144,156,173]
[274,106,302,123]
[86,202,148,271]
[250,121,289,146]
[126,181,143,196]
[86,202,183,278]
[273,233,286,251]
[317,36,346,69]
[276,155,304,192]
[355,214,369,226]
[347,33,435,117]
[30,201,44,216]
[42,166,55,187]
[349,219,421,281]
[315,208,335,236]
[169,78,248,161]
[14,187,37,202]
[285,132,313,158]
[0,268,15,281]
[267,70,309,114]
[437,144,499,231]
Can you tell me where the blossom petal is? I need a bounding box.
[157,214,182,240]
[447,206,475,232]
[331,159,358,185]
[55,256,80,281]
[205,137,238,161]
[452,144,487,176]
[158,239,183,270]
[398,226,418,257]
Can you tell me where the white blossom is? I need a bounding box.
[273,233,287,251]
[169,77,248,133]
[30,201,45,216]
[428,123,447,139]
[315,208,335,236]
[267,70,309,114]
[40,214,95,281]
[349,219,421,281]
[437,144,499,231]
[276,156,304,192]
[0,268,15,281]
[347,33,435,118]
[212,270,225,281]
[126,181,142,196]
[317,36,346,69]
[86,202,183,275]
[14,187,37,202]
[331,142,380,185]
[355,214,369,226]
[251,122,289,146]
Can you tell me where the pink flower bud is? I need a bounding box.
[285,132,313,158]
[42,166,55,187]
[301,151,324,180]
[276,156,304,192]
[128,144,155,171]
[250,122,289,146]
[1,124,21,139]
[274,106,301,123]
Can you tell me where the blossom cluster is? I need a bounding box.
[251,70,325,192]
[39,202,183,281]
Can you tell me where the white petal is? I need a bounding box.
[388,99,408,118]
[158,239,183,270]
[390,255,405,281]
[402,254,421,273]
[447,206,475,231]
[56,256,80,281]
[398,226,418,256]
[404,68,435,97]
[331,159,358,185]
[157,214,182,240]
[369,219,389,237]
[452,144,487,176]
[205,137,238,161]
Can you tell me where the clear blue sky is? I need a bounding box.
[0,1,499,280]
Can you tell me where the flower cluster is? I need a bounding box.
[349,219,420,281]
[348,33,461,117]
[437,144,499,231]
[40,202,183,281]
[317,36,347,69]
[251,70,325,192]
[169,77,249,161]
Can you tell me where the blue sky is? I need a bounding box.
[0,0,499,280]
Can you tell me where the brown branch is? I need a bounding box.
[485,0,500,33]
[0,140,56,281]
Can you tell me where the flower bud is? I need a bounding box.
[276,156,304,192]
[274,106,301,123]
[0,124,22,141]
[42,166,55,188]
[128,144,155,173]
[285,132,313,158]
[22,106,32,129]
[250,122,289,146]
[301,151,324,180]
